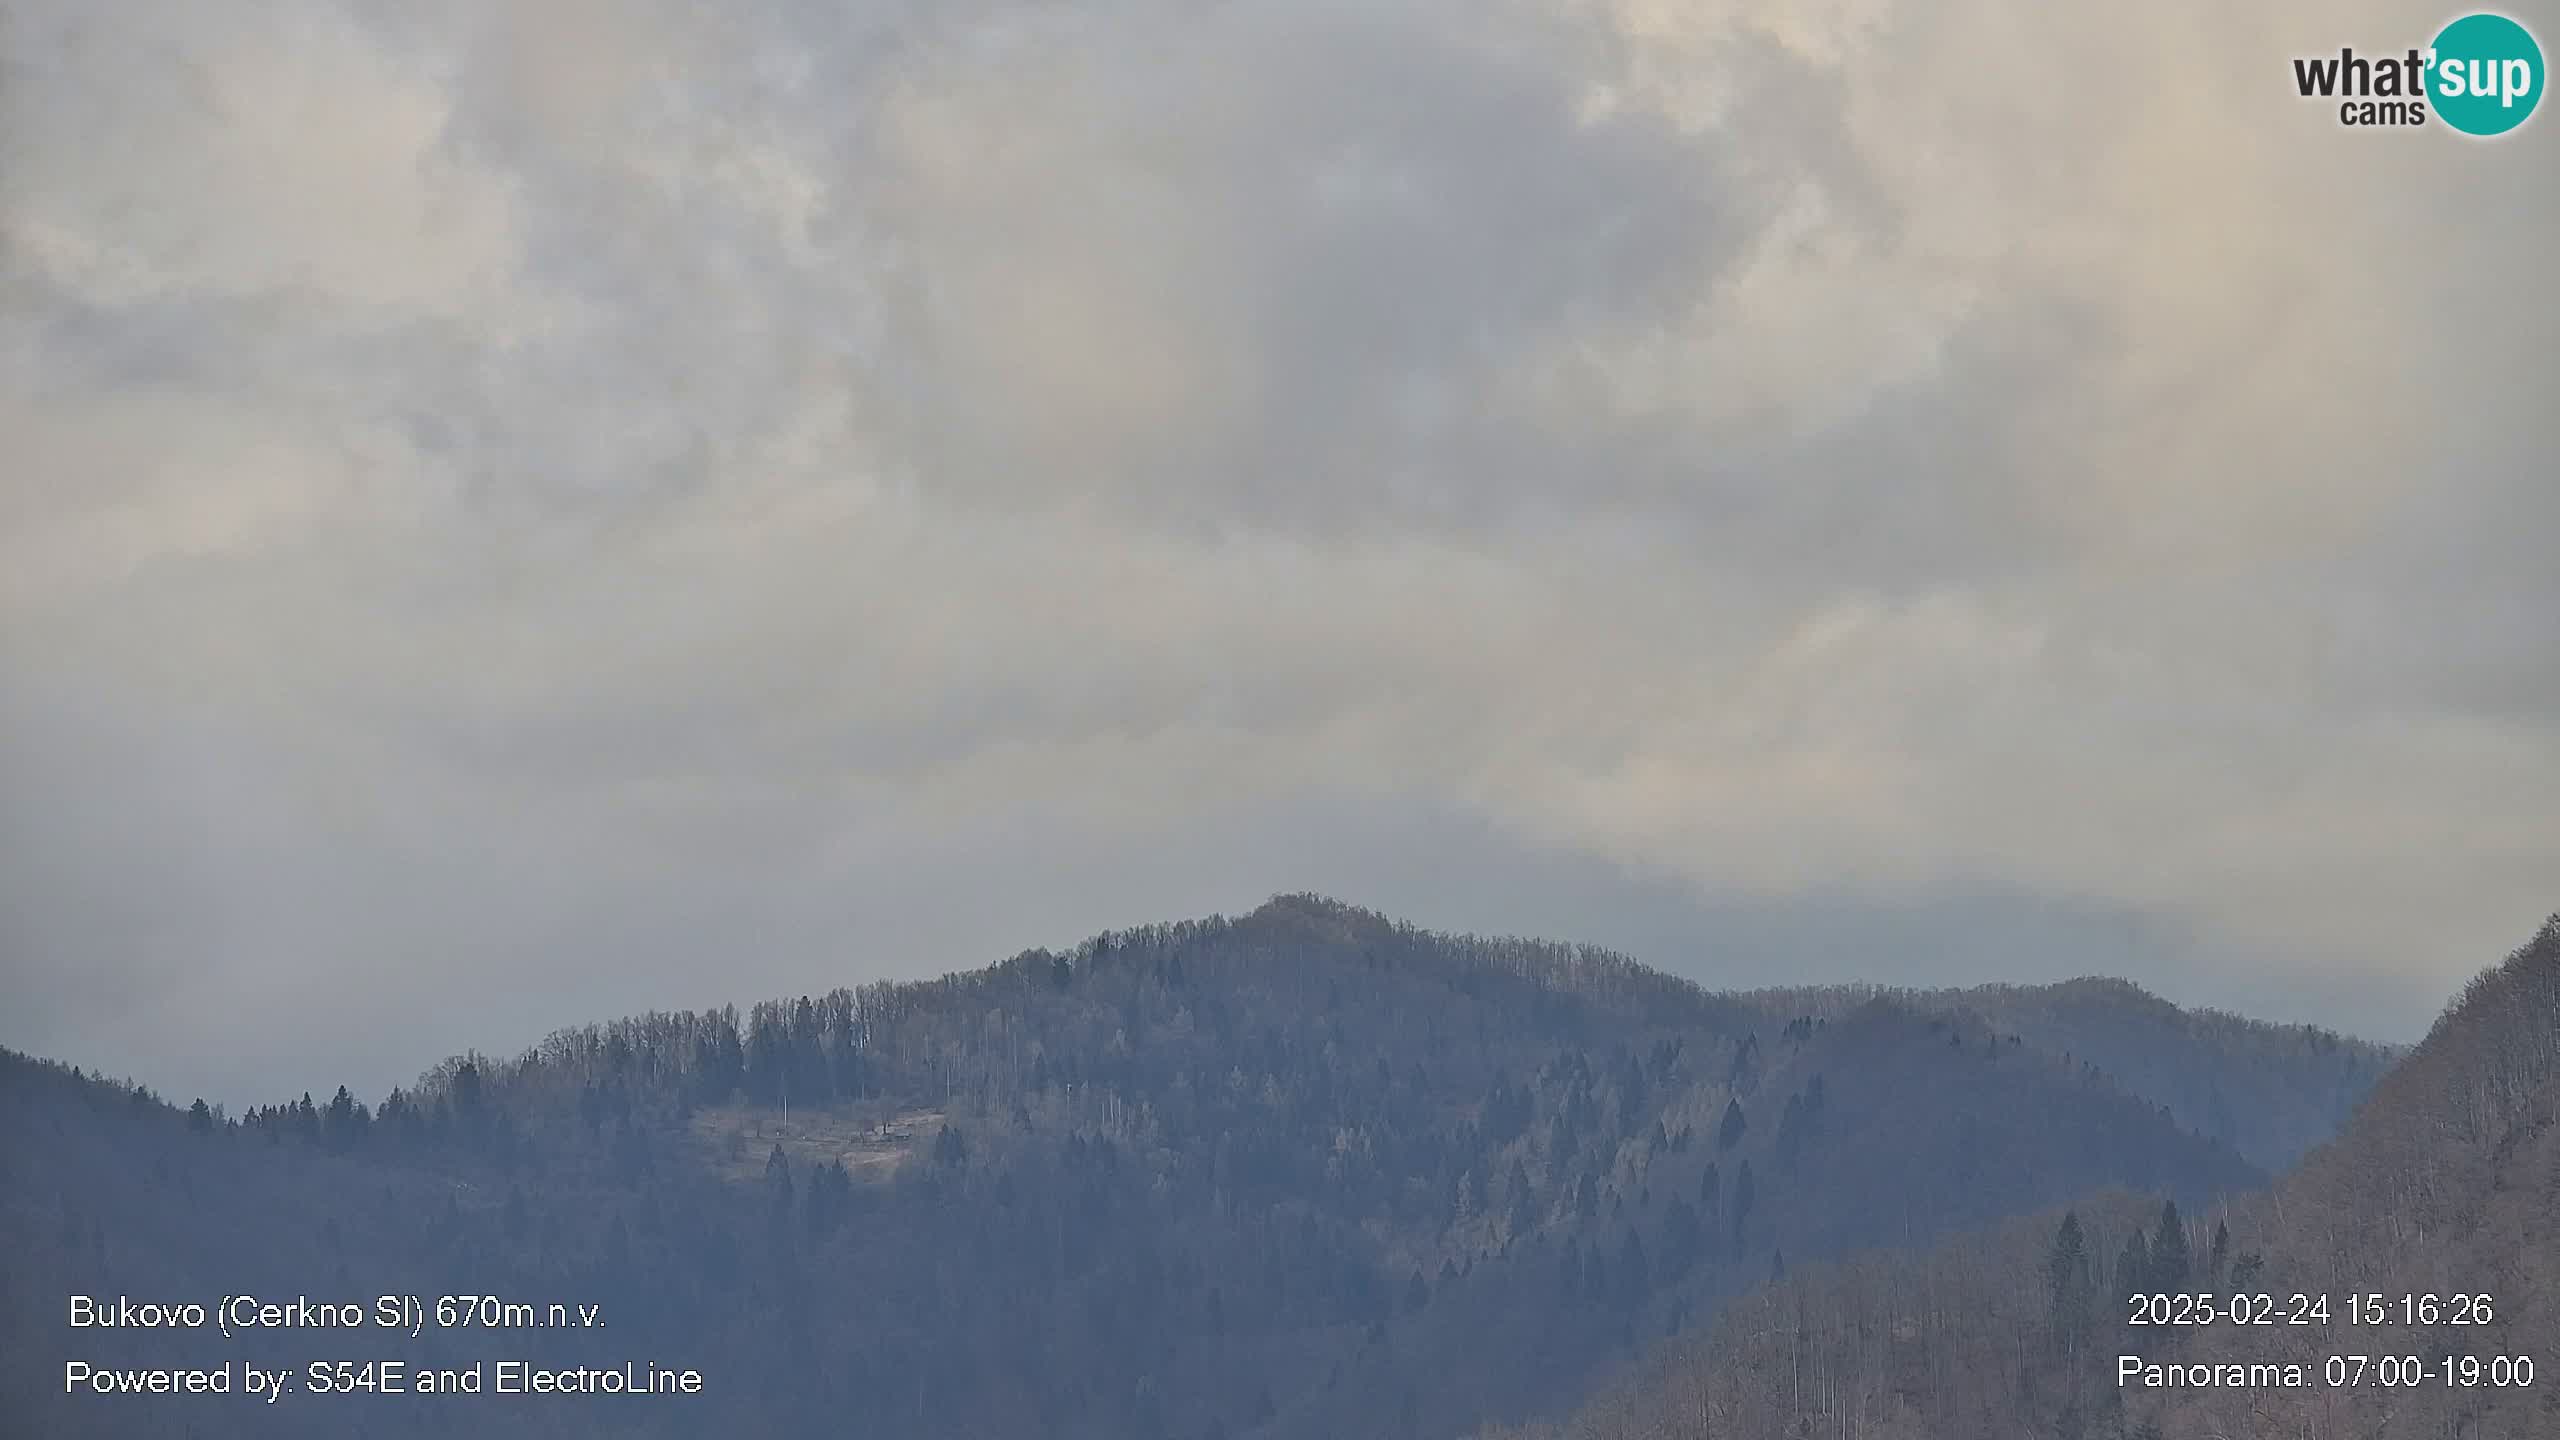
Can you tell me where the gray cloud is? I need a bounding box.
[2,0,2552,1104]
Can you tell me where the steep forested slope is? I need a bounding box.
[4,897,2294,1439]
[1496,915,2560,1440]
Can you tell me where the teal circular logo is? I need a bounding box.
[2430,13,2544,135]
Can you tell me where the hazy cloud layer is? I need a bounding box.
[3,0,2552,1102]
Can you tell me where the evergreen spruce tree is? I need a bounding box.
[2150,1200,2190,1293]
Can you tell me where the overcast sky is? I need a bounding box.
[3,0,2553,1106]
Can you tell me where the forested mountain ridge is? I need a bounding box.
[1740,975,2400,1170]
[3,896,2352,1439]
[1492,914,2560,1440]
